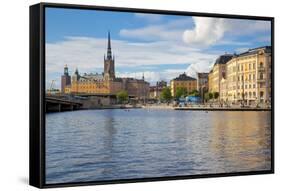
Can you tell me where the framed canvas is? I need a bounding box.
[30,2,274,188]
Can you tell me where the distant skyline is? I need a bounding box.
[45,7,271,89]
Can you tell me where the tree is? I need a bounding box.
[214,92,219,100]
[175,87,188,99]
[189,89,199,97]
[204,92,210,102]
[208,92,214,100]
[117,90,128,104]
[160,87,172,102]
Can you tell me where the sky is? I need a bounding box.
[45,7,271,89]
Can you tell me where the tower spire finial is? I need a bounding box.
[108,31,111,49]
[106,31,112,60]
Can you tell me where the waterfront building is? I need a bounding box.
[208,69,214,94]
[208,54,233,95]
[219,77,228,102]
[225,46,271,105]
[170,73,197,97]
[62,32,150,100]
[149,80,167,99]
[197,72,209,100]
[61,65,71,93]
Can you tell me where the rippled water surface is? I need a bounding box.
[46,109,271,184]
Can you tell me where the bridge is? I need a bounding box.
[46,96,83,112]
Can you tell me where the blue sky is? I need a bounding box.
[45,7,271,89]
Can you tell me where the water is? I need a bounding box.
[46,109,271,184]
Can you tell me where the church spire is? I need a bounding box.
[107,31,112,60]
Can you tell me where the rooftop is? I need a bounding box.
[172,73,196,81]
[214,54,233,65]
[197,72,209,78]
[237,46,271,57]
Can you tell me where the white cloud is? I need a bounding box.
[185,60,213,78]
[183,17,227,47]
[134,13,163,22]
[46,36,217,73]
[119,18,192,41]
[46,36,219,87]
[120,16,270,48]
[183,17,271,47]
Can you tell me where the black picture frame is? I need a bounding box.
[30,2,275,188]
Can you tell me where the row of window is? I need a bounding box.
[236,91,265,98]
[233,72,265,82]
[237,84,256,89]
[174,82,196,86]
[229,62,266,73]
[74,85,108,89]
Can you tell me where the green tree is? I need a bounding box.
[117,90,128,104]
[189,89,199,96]
[175,87,188,99]
[214,92,219,99]
[160,87,172,102]
[204,92,210,102]
[208,92,214,100]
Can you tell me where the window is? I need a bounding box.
[253,84,256,88]
[249,63,251,70]
[253,63,256,69]
[260,62,264,68]
[260,73,264,80]
[253,74,256,80]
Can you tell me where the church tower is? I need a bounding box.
[104,31,115,80]
[61,65,71,93]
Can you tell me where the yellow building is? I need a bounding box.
[61,32,150,99]
[225,46,271,105]
[219,77,228,101]
[225,58,237,102]
[170,73,197,97]
[208,54,233,94]
[208,69,214,92]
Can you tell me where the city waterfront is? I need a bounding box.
[46,109,271,184]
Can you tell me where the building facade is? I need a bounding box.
[149,80,167,99]
[208,54,233,94]
[219,77,228,101]
[62,32,149,100]
[61,65,71,93]
[197,72,209,100]
[224,46,271,105]
[170,73,197,97]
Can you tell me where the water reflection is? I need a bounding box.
[210,112,271,172]
[46,109,271,184]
